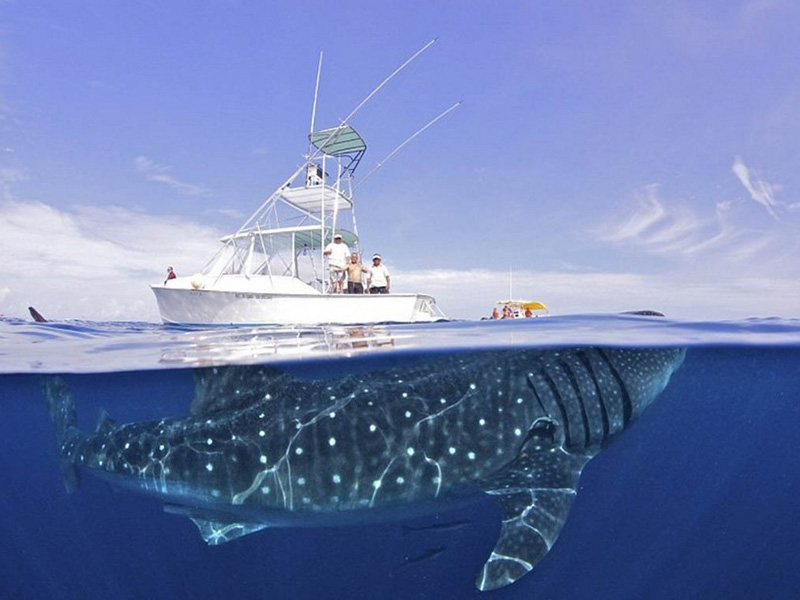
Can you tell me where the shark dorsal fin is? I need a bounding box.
[95,409,117,434]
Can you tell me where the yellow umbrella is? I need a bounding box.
[496,300,548,311]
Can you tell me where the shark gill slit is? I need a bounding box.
[596,349,633,425]
[538,369,573,448]
[556,358,591,448]
[525,375,549,416]
[576,350,611,440]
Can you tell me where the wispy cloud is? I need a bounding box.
[0,166,25,181]
[0,166,26,200]
[599,184,666,242]
[731,156,782,219]
[596,185,728,256]
[134,155,211,197]
[0,200,223,320]
[669,0,787,55]
[0,38,10,124]
[204,207,246,221]
[585,169,800,280]
[594,176,797,265]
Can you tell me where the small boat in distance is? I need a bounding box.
[151,44,452,326]
[495,300,549,319]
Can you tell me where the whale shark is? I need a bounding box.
[44,346,685,591]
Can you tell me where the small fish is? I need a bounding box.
[399,545,448,568]
[401,520,472,535]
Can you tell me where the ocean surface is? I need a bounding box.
[1,314,798,600]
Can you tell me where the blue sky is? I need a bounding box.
[1,1,799,321]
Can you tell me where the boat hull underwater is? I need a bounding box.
[44,345,685,591]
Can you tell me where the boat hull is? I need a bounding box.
[151,286,444,325]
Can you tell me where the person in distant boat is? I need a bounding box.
[324,234,350,293]
[502,306,513,319]
[491,308,500,320]
[367,254,390,294]
[524,308,533,318]
[344,253,368,294]
[164,266,177,284]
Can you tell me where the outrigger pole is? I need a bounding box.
[338,38,437,127]
[353,100,462,191]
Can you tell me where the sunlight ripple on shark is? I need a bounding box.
[44,346,685,591]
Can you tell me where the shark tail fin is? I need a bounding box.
[42,375,81,493]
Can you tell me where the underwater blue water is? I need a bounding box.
[0,315,798,599]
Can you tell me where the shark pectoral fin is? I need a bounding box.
[189,517,269,545]
[475,442,592,591]
[163,504,268,545]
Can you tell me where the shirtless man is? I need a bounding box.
[344,253,368,294]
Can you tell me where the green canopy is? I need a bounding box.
[294,228,358,251]
[310,125,366,156]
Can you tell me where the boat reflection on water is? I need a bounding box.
[46,343,684,591]
[158,325,399,367]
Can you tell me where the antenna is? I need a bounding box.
[354,101,461,191]
[308,51,324,154]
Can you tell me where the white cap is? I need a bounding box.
[334,233,342,239]
[372,254,381,260]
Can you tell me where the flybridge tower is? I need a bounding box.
[202,122,369,293]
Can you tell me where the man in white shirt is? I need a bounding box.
[367,253,390,294]
[323,234,350,293]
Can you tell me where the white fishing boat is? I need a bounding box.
[151,43,450,326]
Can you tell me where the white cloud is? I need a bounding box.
[394,267,800,320]
[731,156,781,219]
[0,200,223,321]
[134,155,211,197]
[2,199,797,323]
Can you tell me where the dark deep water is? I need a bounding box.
[0,317,799,599]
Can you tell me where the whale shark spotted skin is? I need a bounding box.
[45,346,685,591]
